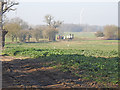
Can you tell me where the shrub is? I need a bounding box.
[95,31,104,37]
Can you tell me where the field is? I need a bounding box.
[64,32,96,39]
[2,32,119,88]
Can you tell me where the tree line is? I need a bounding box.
[4,15,119,42]
[4,15,62,42]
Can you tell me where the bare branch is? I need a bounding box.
[8,8,16,12]
[2,2,18,14]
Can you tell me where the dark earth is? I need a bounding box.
[1,56,119,89]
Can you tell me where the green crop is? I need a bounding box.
[3,41,119,87]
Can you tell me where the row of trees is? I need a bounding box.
[4,17,119,42]
[95,25,119,40]
[4,15,63,42]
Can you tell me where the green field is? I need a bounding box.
[5,40,118,53]
[3,39,119,87]
[64,32,96,38]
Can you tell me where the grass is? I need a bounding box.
[64,32,96,38]
[5,40,118,52]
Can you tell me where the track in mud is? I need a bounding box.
[1,56,118,88]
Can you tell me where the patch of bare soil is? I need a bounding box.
[0,56,28,61]
[2,56,118,88]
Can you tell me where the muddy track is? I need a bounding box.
[1,56,118,88]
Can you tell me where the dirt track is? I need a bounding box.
[1,56,118,88]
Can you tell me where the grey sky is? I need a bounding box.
[6,2,118,26]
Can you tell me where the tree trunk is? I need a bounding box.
[12,35,15,42]
[0,2,8,48]
[28,36,31,42]
[53,34,56,41]
[0,2,3,48]
[0,30,2,50]
[2,30,8,47]
[15,36,17,42]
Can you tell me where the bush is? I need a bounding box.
[104,25,118,40]
[95,31,104,37]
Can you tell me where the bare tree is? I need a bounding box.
[0,0,18,48]
[44,15,54,26]
[44,15,63,41]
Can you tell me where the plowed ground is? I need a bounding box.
[1,56,118,88]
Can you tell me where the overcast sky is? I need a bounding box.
[6,0,118,26]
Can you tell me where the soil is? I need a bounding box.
[1,56,118,89]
